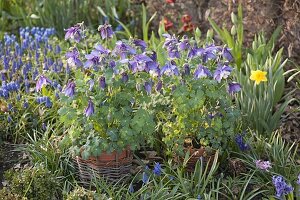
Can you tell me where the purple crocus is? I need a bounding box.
[228,82,241,94]
[133,39,147,52]
[194,65,212,79]
[64,23,83,42]
[153,162,162,176]
[213,64,232,83]
[85,100,94,117]
[98,23,114,39]
[272,175,294,198]
[255,160,272,171]
[36,75,51,92]
[161,61,179,76]
[65,48,82,67]
[63,81,76,97]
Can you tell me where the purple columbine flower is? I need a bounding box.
[98,23,114,40]
[63,81,76,97]
[84,52,100,68]
[156,80,163,92]
[121,72,129,83]
[182,64,190,76]
[272,175,294,198]
[153,162,162,176]
[114,41,136,60]
[235,133,250,151]
[99,76,106,89]
[36,75,51,92]
[163,34,180,59]
[213,64,232,83]
[85,100,94,117]
[178,35,190,51]
[201,44,221,63]
[223,47,233,62]
[133,39,147,52]
[194,65,212,79]
[161,61,179,76]
[255,160,272,171]
[88,79,94,91]
[228,82,241,94]
[129,54,153,73]
[64,23,83,42]
[144,81,152,95]
[65,48,82,67]
[94,44,110,55]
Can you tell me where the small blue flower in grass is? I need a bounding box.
[235,133,250,151]
[297,174,300,185]
[98,23,114,40]
[23,101,29,109]
[85,100,94,117]
[129,183,134,193]
[121,72,129,83]
[197,195,201,200]
[153,162,162,176]
[142,172,149,184]
[7,115,12,123]
[272,175,293,198]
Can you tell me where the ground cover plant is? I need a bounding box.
[0,2,299,200]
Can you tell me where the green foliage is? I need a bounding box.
[0,0,133,37]
[219,172,268,199]
[65,186,107,200]
[231,131,299,198]
[1,165,59,200]
[236,35,294,134]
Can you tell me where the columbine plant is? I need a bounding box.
[149,34,240,156]
[59,23,157,158]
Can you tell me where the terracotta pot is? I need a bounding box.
[74,148,133,185]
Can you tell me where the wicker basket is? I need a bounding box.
[73,149,133,186]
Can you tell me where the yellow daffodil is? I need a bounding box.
[250,70,267,85]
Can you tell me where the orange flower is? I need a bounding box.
[181,14,192,23]
[183,22,195,32]
[161,17,173,31]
